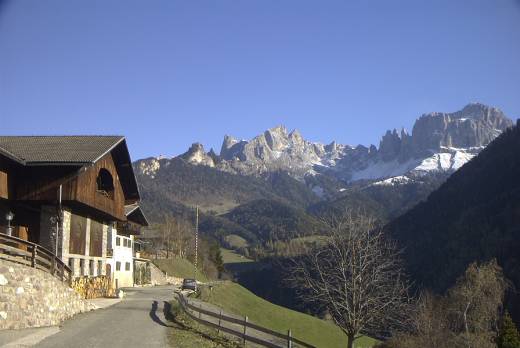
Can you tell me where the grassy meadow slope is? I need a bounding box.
[198,281,378,348]
[153,258,208,282]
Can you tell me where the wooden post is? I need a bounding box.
[51,256,56,276]
[217,309,222,334]
[287,329,292,348]
[243,315,248,347]
[31,245,37,268]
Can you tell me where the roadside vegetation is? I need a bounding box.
[166,300,240,348]
[379,260,515,348]
[196,281,378,348]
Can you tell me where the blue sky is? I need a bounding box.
[1,0,519,160]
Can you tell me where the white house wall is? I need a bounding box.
[106,225,134,288]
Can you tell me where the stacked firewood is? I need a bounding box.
[71,275,115,299]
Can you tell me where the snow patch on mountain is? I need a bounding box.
[372,176,412,186]
[136,103,513,186]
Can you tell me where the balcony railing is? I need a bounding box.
[116,221,141,235]
[0,233,72,284]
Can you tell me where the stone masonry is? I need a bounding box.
[0,259,94,330]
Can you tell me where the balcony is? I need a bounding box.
[116,221,141,236]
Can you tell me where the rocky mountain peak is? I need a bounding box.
[139,102,513,185]
[264,125,290,152]
[180,142,215,167]
[410,103,513,154]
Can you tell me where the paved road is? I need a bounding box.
[37,286,176,348]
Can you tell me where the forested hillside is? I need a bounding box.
[135,158,318,220]
[386,120,520,323]
[224,199,326,241]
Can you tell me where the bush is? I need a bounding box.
[498,311,520,348]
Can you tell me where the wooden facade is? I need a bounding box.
[0,170,7,199]
[0,154,19,200]
[89,220,103,257]
[12,153,126,222]
[73,153,126,221]
[116,221,142,236]
[70,214,87,255]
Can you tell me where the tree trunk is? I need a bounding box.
[347,333,355,348]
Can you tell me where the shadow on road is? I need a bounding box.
[149,300,174,327]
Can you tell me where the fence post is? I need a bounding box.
[31,245,37,268]
[243,315,248,347]
[51,256,56,275]
[287,329,292,348]
[217,309,222,334]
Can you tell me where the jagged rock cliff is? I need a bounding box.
[137,103,513,184]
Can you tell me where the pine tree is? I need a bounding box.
[498,311,520,348]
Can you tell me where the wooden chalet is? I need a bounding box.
[0,136,148,279]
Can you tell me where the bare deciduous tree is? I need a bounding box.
[287,212,412,348]
[381,260,509,348]
[448,260,507,348]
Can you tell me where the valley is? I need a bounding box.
[133,102,520,347]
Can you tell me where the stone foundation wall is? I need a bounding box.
[0,260,94,330]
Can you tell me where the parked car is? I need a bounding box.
[181,278,197,291]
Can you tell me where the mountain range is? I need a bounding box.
[138,103,512,185]
[133,102,515,254]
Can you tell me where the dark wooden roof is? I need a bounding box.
[125,204,149,227]
[0,136,140,201]
[0,136,124,165]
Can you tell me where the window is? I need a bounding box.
[128,240,132,249]
[96,168,114,198]
[89,260,95,276]
[122,239,127,247]
[116,261,121,271]
[125,262,130,271]
[116,237,120,246]
[98,260,103,276]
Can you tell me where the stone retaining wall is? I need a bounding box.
[0,259,94,330]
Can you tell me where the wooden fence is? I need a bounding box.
[0,233,72,284]
[177,292,316,348]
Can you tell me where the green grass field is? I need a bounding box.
[223,234,249,249]
[153,258,209,282]
[198,281,378,348]
[220,248,254,264]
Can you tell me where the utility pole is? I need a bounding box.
[195,205,199,273]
